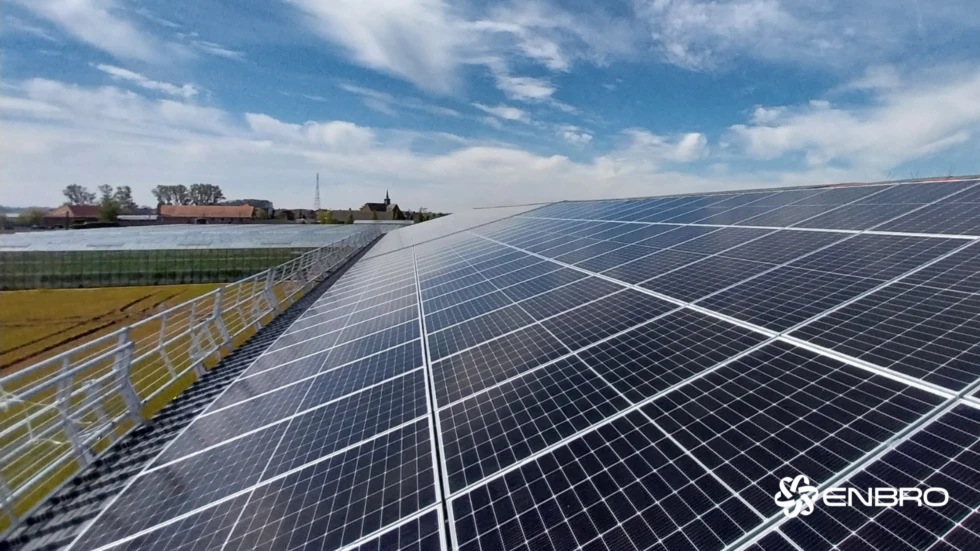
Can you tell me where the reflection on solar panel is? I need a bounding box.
[66,177,980,551]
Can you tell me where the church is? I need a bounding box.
[314,191,405,222]
[360,191,397,215]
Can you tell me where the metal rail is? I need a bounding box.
[0,227,383,534]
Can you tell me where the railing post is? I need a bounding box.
[264,268,281,314]
[113,329,141,423]
[56,358,93,467]
[158,311,176,378]
[212,287,232,353]
[0,475,14,528]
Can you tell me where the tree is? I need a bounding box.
[274,210,290,220]
[370,210,378,221]
[413,212,423,224]
[63,184,96,205]
[17,208,46,226]
[189,183,225,205]
[97,184,114,203]
[151,185,171,205]
[345,212,354,224]
[96,185,121,222]
[391,206,405,221]
[255,208,269,220]
[173,185,190,205]
[151,185,193,205]
[318,210,336,224]
[113,186,137,213]
[223,199,273,209]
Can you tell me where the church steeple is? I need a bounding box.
[384,190,391,207]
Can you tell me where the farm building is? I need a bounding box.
[42,205,100,227]
[158,204,257,223]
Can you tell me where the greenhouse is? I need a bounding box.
[0,225,379,290]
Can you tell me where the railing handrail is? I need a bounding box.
[0,226,384,534]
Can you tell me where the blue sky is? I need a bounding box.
[2,0,980,211]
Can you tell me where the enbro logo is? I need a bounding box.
[774,475,950,518]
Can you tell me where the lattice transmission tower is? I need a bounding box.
[314,173,321,211]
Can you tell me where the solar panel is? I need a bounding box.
[65,177,980,551]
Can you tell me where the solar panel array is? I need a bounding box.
[66,177,980,551]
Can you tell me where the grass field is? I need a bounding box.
[0,284,221,374]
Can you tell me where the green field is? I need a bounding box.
[0,248,309,290]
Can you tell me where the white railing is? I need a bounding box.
[0,227,382,534]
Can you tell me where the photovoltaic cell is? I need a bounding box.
[633,225,720,249]
[790,185,888,205]
[424,281,499,313]
[874,202,980,236]
[430,324,567,407]
[699,266,883,332]
[742,531,797,551]
[718,230,848,265]
[352,510,442,551]
[157,381,313,463]
[553,241,633,265]
[225,421,436,551]
[641,256,777,303]
[695,206,783,225]
[71,423,289,550]
[320,320,420,371]
[424,290,514,333]
[574,244,661,273]
[487,261,566,290]
[602,248,708,285]
[578,309,768,403]
[643,341,944,516]
[899,243,980,294]
[107,494,252,551]
[779,405,980,551]
[500,267,589,302]
[427,304,535,360]
[605,224,679,244]
[791,204,915,230]
[451,411,761,551]
[670,227,773,255]
[263,370,428,478]
[335,306,420,344]
[783,234,963,280]
[517,277,624,321]
[440,357,630,493]
[541,289,677,351]
[734,205,857,228]
[792,282,980,391]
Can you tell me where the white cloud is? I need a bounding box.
[751,106,786,124]
[285,0,463,93]
[4,15,60,41]
[481,116,504,130]
[472,103,530,123]
[729,67,980,169]
[618,129,709,163]
[558,125,592,146]
[633,0,980,71]
[5,76,977,215]
[12,0,160,61]
[338,84,462,118]
[0,77,760,211]
[93,64,199,99]
[189,40,244,60]
[493,74,555,101]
